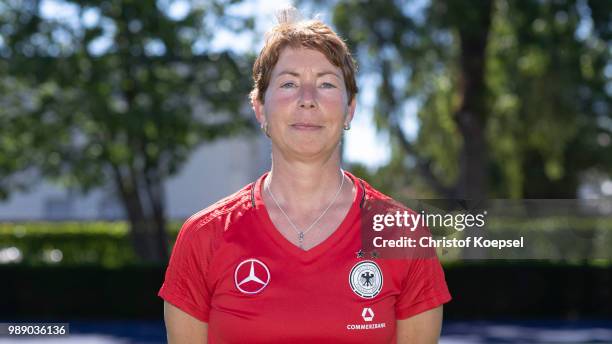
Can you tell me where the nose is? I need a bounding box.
[298,83,316,109]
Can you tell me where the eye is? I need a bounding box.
[281,82,297,89]
[320,82,336,89]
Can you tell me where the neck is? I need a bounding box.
[265,147,347,212]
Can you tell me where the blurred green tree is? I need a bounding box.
[0,0,255,263]
[334,0,611,199]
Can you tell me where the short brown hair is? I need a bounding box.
[250,8,358,104]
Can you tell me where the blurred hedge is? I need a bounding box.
[434,216,612,263]
[0,221,181,267]
[0,218,611,267]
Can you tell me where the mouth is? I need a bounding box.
[290,123,324,130]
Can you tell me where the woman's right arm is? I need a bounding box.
[164,301,208,344]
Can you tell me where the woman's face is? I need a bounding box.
[253,47,356,161]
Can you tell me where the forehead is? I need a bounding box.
[271,47,342,76]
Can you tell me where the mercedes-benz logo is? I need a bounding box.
[234,258,271,294]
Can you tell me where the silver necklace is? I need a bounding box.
[266,170,346,249]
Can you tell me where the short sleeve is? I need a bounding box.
[158,216,213,323]
[395,256,452,319]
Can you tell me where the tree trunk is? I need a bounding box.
[143,166,169,262]
[111,162,167,264]
[453,1,493,200]
[450,1,493,259]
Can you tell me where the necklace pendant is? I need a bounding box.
[266,169,345,251]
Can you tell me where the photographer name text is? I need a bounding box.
[372,236,525,249]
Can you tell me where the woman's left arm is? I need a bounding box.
[396,306,444,344]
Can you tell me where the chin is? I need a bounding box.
[291,146,327,157]
[289,142,341,160]
[277,135,341,159]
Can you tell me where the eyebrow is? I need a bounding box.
[275,70,342,79]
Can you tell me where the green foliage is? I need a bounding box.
[0,0,257,262]
[484,0,610,198]
[335,0,612,198]
[0,0,255,196]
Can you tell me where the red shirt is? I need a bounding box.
[159,171,451,343]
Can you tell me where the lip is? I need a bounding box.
[290,123,323,130]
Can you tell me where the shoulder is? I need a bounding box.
[176,182,255,243]
[351,174,394,203]
[353,174,420,219]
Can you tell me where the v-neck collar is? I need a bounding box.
[251,170,365,262]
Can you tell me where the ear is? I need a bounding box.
[344,97,357,126]
[252,97,266,126]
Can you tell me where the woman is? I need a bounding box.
[159,8,451,343]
